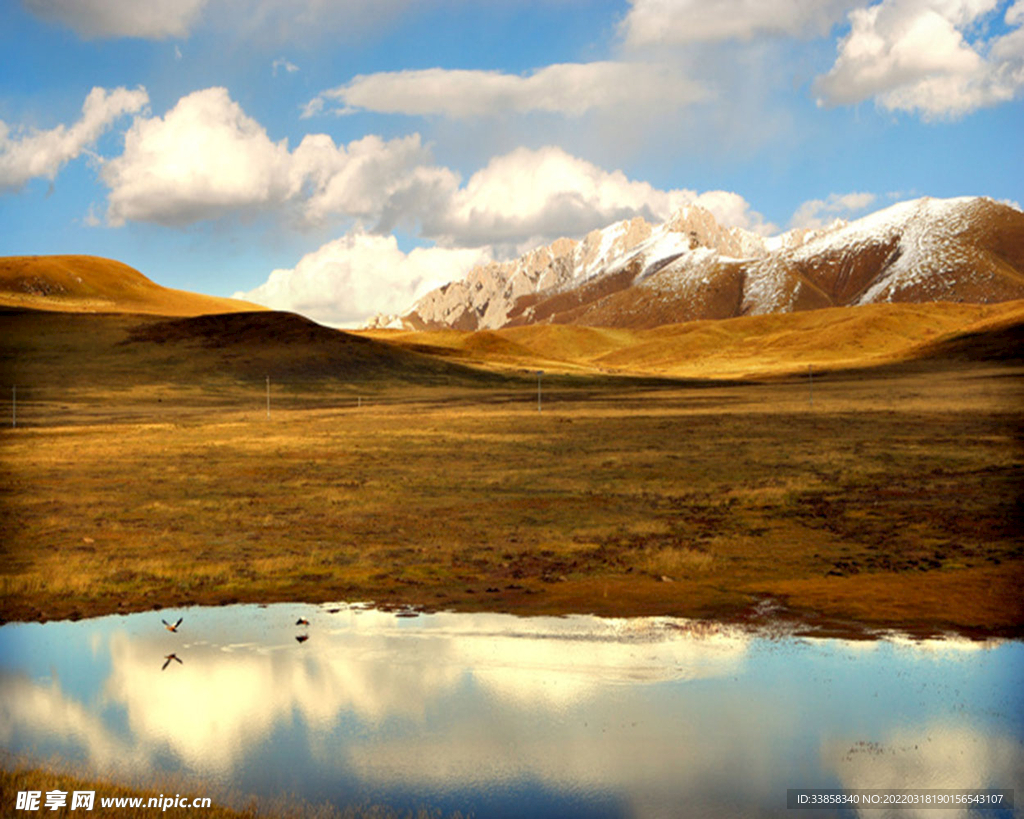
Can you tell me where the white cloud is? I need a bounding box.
[22,0,208,39]
[0,86,149,191]
[815,0,1024,118]
[234,231,490,326]
[789,191,877,229]
[687,189,778,235]
[300,97,325,119]
[102,87,295,226]
[100,88,445,228]
[100,90,769,250]
[295,133,456,228]
[620,0,859,46]
[422,146,772,250]
[308,62,705,119]
[229,147,774,324]
[427,145,677,245]
[272,57,299,75]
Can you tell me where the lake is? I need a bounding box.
[1,604,1020,818]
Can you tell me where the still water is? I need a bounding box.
[0,604,1020,818]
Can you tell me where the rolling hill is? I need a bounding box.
[365,299,1024,378]
[0,307,510,397]
[3,246,1022,393]
[0,255,262,316]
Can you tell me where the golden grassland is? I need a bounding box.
[1,361,1020,636]
[364,299,1024,378]
[1,294,1022,635]
[0,255,261,317]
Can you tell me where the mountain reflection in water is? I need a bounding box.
[0,605,1020,818]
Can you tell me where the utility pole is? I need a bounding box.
[266,376,270,420]
[11,385,15,428]
[808,364,813,408]
[537,371,542,412]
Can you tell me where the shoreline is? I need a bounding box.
[3,574,1021,641]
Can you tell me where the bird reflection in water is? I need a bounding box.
[161,653,183,671]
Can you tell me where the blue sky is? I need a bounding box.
[1,0,1022,325]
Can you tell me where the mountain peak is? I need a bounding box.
[393,196,1024,332]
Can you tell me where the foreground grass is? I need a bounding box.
[0,764,464,819]
[0,363,1022,636]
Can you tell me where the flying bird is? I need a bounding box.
[295,618,310,626]
[162,618,183,632]
[162,654,183,670]
[295,634,309,643]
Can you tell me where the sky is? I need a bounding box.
[1,0,1022,327]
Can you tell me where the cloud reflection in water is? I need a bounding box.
[0,606,1019,818]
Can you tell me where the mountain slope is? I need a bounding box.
[369,299,1024,378]
[0,255,263,316]
[389,196,1024,331]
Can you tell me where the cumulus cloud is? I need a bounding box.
[306,62,705,119]
[234,232,490,326]
[100,89,770,249]
[790,191,877,229]
[100,87,444,228]
[295,133,456,227]
[815,0,1024,118]
[426,146,683,246]
[687,189,778,236]
[226,142,773,323]
[423,146,773,251]
[0,85,149,191]
[102,87,295,226]
[620,0,858,46]
[22,0,207,39]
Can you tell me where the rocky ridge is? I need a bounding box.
[368,196,1024,331]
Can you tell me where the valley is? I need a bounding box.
[1,305,1022,636]
[1,251,1022,636]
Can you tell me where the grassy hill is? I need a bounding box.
[4,252,1022,383]
[0,308,514,425]
[0,255,262,316]
[365,300,1024,378]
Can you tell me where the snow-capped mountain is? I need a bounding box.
[370,196,1024,331]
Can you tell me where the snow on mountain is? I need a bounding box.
[380,196,1024,331]
[740,196,1024,316]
